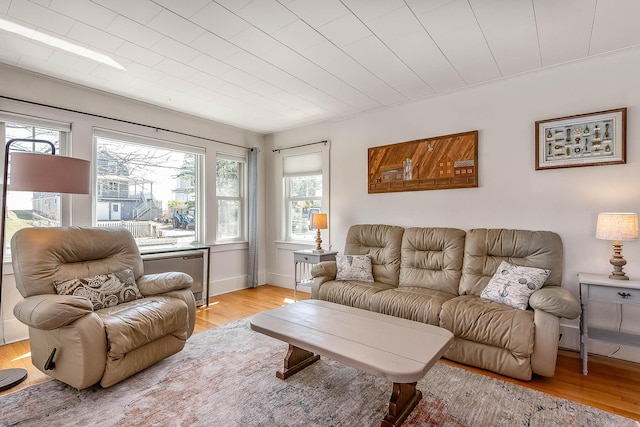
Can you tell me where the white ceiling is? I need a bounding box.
[1,0,639,134]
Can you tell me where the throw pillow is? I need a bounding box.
[54,269,143,311]
[335,254,374,282]
[480,261,551,310]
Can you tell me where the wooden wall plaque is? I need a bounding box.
[368,130,478,193]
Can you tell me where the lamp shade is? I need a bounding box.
[310,213,327,230]
[9,152,91,194]
[596,213,639,242]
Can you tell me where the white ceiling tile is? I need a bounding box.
[284,0,349,28]
[341,0,405,21]
[156,74,197,92]
[224,51,270,74]
[413,0,501,84]
[387,32,464,92]
[151,0,210,18]
[189,54,234,76]
[17,54,68,77]
[151,37,201,64]
[214,0,253,13]
[405,0,457,16]
[590,0,640,55]
[7,0,74,36]
[125,62,167,82]
[115,41,163,67]
[147,9,205,44]
[153,57,198,79]
[246,80,282,97]
[67,22,125,53]
[190,32,241,60]
[219,68,260,87]
[470,0,540,75]
[0,0,11,14]
[236,0,297,34]
[49,0,117,30]
[48,50,99,74]
[105,15,164,48]
[91,64,137,85]
[189,71,227,90]
[0,31,54,61]
[92,0,162,25]
[317,13,371,47]
[190,1,251,39]
[229,26,283,56]
[30,1,52,8]
[272,19,325,52]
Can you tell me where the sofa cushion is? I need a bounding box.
[370,287,457,325]
[54,269,143,311]
[318,280,394,310]
[460,229,563,296]
[481,261,550,310]
[440,295,535,358]
[400,227,465,295]
[335,254,374,282]
[344,224,404,287]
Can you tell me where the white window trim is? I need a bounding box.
[215,152,247,243]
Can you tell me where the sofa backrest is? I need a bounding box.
[459,228,563,296]
[11,226,144,298]
[344,224,404,287]
[400,227,466,295]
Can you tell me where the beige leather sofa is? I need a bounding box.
[11,227,196,389]
[311,224,581,380]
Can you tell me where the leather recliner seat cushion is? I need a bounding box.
[318,280,395,310]
[370,287,456,324]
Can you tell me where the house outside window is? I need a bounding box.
[216,155,245,242]
[94,130,204,250]
[1,117,69,260]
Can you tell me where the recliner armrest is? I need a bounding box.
[529,286,581,319]
[13,294,93,330]
[137,272,193,296]
[311,261,337,279]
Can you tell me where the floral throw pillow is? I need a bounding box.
[54,269,143,311]
[480,261,551,310]
[335,254,374,282]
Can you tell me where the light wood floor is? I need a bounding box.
[2,285,639,421]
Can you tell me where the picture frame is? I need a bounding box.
[368,130,478,193]
[535,108,626,170]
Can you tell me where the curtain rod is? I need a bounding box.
[272,140,328,153]
[0,95,250,150]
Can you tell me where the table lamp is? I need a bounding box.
[595,212,639,280]
[0,138,90,391]
[310,213,327,253]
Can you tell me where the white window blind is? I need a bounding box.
[283,152,322,177]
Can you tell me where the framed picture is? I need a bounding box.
[368,130,478,193]
[535,108,626,170]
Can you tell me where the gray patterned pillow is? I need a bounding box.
[481,261,550,310]
[335,254,374,282]
[54,269,143,310]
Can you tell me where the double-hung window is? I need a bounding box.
[283,151,325,242]
[1,115,70,260]
[94,129,204,250]
[216,154,245,242]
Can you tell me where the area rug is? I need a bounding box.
[1,318,636,427]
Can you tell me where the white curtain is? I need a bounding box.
[247,147,259,288]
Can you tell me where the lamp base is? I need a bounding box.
[0,368,27,392]
[609,242,630,280]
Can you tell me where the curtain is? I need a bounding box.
[247,147,259,288]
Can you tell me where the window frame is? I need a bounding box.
[215,153,247,243]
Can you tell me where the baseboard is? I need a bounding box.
[3,317,28,344]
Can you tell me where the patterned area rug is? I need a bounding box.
[1,318,636,427]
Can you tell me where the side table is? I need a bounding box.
[293,250,337,300]
[578,272,640,375]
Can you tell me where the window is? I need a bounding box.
[1,117,69,260]
[94,130,204,250]
[216,155,245,241]
[282,150,325,242]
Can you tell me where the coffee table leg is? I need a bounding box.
[381,382,422,427]
[276,344,320,380]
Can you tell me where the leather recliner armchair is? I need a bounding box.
[11,226,197,389]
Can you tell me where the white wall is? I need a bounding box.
[0,64,266,343]
[265,48,640,362]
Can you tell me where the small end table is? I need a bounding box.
[293,249,337,300]
[578,272,640,375]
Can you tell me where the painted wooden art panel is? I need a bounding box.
[368,130,478,193]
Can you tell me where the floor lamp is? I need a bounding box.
[0,139,90,391]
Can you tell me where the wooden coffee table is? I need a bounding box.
[250,299,453,427]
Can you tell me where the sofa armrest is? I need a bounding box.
[137,272,193,296]
[529,286,581,319]
[13,294,94,330]
[311,261,337,279]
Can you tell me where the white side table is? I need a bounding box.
[293,250,337,300]
[578,273,640,375]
